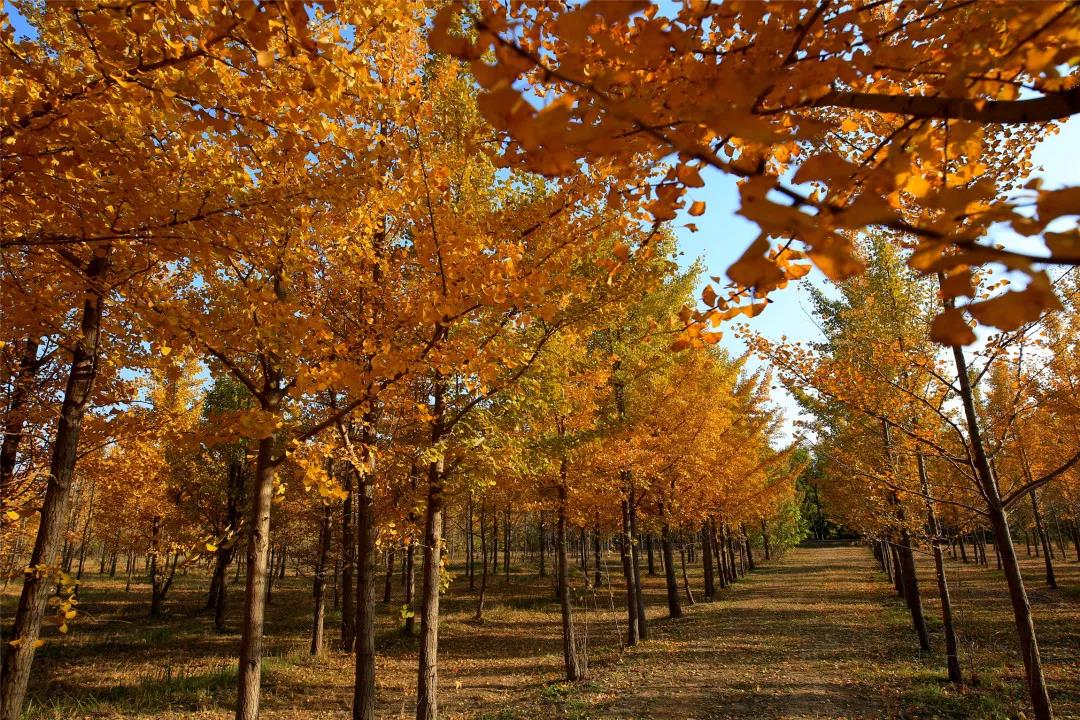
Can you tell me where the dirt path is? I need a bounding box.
[572,545,912,720]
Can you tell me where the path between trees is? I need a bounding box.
[561,544,915,720]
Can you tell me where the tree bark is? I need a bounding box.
[383,545,396,603]
[475,498,488,621]
[415,373,446,720]
[660,508,681,619]
[557,459,582,680]
[679,543,695,605]
[340,457,356,651]
[235,426,279,720]
[701,523,715,600]
[918,450,961,683]
[619,498,639,646]
[353,415,378,720]
[948,339,1052,720]
[1025,471,1057,589]
[0,337,40,497]
[0,251,107,720]
[311,502,332,655]
[592,522,601,589]
[628,487,647,640]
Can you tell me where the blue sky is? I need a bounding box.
[670,119,1080,440]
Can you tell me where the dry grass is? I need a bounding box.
[5,543,1077,719]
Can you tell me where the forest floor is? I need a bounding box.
[6,542,1078,720]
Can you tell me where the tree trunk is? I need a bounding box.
[660,510,681,619]
[235,427,279,720]
[557,460,582,680]
[311,502,332,655]
[503,509,511,582]
[1028,485,1057,589]
[538,514,546,577]
[466,494,475,590]
[0,253,107,720]
[918,450,961,683]
[415,374,445,720]
[383,545,396,604]
[646,534,656,576]
[475,498,488,621]
[403,541,416,635]
[0,337,40,496]
[341,459,356,651]
[353,415,378,720]
[701,524,715,600]
[628,487,647,640]
[948,337,1052,720]
[761,518,771,561]
[619,498,639,646]
[742,523,755,571]
[711,519,728,589]
[592,522,601,589]
[890,542,906,598]
[679,543,695,605]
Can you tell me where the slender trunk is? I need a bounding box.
[265,545,276,605]
[466,494,475,590]
[701,524,715,600]
[918,450,961,683]
[383,545,396,604]
[235,425,279,720]
[628,487,647,640]
[742,523,755,571]
[659,507,681,619]
[503,509,510,582]
[311,502,332,656]
[890,542,906,598]
[404,542,416,635]
[592,522,601,589]
[711,519,728,590]
[341,460,356,651]
[475,498,488,621]
[76,479,97,580]
[0,337,40,496]
[725,523,738,583]
[538,514,546,577]
[557,459,582,680]
[679,543,695,605]
[948,336,1052,720]
[646,534,656,576]
[125,550,134,592]
[580,528,589,585]
[0,254,107,720]
[416,372,446,720]
[1027,484,1057,589]
[881,419,930,652]
[619,498,639,646]
[761,518,771,561]
[353,415,378,720]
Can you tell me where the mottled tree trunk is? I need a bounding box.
[340,460,356,651]
[702,524,715,600]
[311,502,332,656]
[557,460,582,680]
[660,508,681,619]
[416,374,446,720]
[475,498,488,621]
[619,498,639,646]
[353,416,378,720]
[235,423,279,720]
[0,254,107,720]
[628,488,647,640]
[947,338,1052,720]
